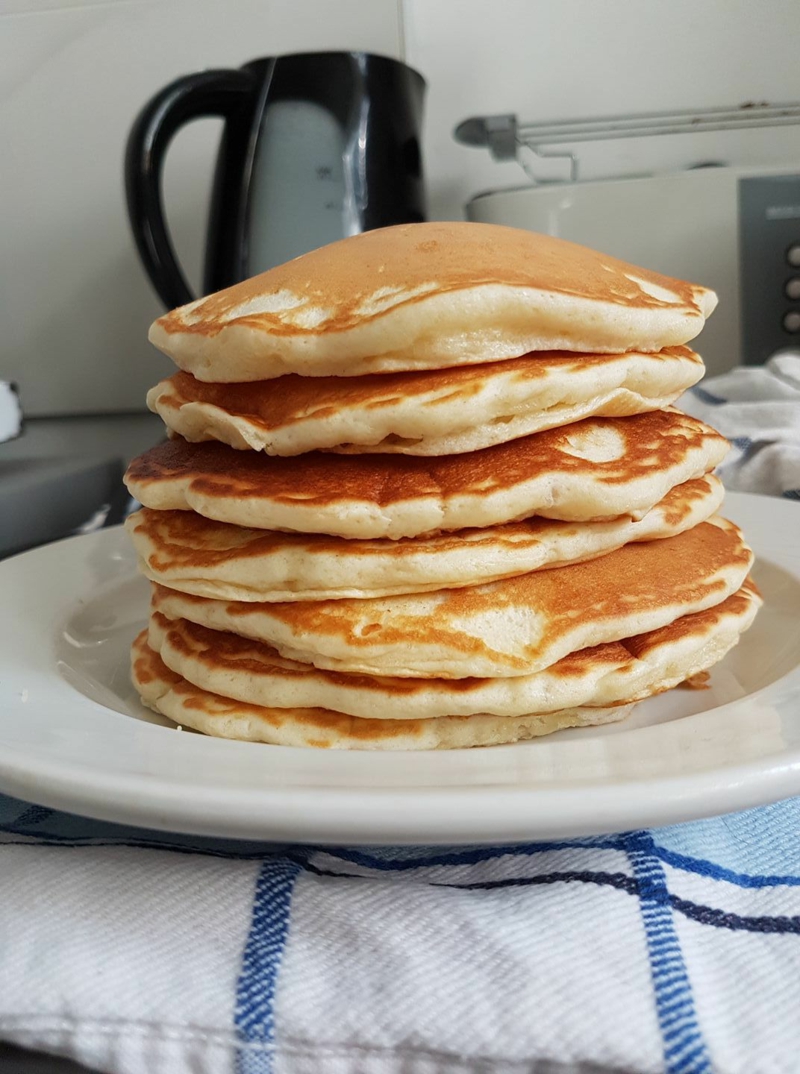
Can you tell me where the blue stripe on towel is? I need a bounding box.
[783,489,800,500]
[626,832,711,1074]
[429,868,637,894]
[671,898,800,935]
[322,836,622,872]
[235,858,302,1074]
[652,844,800,889]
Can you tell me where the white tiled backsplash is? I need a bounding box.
[4,0,800,415]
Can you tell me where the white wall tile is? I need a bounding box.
[1,0,401,415]
[1,1,128,12]
[405,0,800,220]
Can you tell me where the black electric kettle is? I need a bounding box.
[125,52,427,309]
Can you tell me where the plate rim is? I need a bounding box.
[2,739,800,844]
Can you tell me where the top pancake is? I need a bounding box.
[148,222,718,381]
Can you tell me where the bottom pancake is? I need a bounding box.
[131,631,633,749]
[136,581,761,738]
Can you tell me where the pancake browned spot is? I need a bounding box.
[621,577,762,657]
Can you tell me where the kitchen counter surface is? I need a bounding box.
[0,413,164,556]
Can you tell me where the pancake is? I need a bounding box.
[126,474,724,602]
[150,517,752,678]
[124,409,729,539]
[141,579,761,730]
[132,632,633,749]
[147,347,704,457]
[148,223,717,381]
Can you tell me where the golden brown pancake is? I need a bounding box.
[149,517,753,678]
[147,346,704,456]
[124,409,729,538]
[126,475,724,602]
[132,631,634,749]
[136,580,761,740]
[148,223,717,381]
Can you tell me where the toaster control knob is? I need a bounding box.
[786,278,800,300]
[787,244,800,267]
[782,311,800,332]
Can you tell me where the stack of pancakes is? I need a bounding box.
[125,222,761,750]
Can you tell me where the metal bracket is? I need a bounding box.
[454,102,800,183]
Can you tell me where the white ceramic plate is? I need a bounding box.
[1,491,799,845]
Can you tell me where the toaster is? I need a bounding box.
[466,166,800,376]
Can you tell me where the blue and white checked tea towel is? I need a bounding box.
[1,357,799,1074]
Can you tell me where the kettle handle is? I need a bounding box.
[125,69,254,310]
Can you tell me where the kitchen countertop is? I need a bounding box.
[0,413,165,555]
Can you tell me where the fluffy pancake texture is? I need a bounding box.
[126,475,724,602]
[149,517,752,678]
[141,579,761,729]
[148,223,717,381]
[147,346,704,456]
[132,631,634,750]
[124,409,728,539]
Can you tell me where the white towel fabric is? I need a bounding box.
[680,351,800,499]
[3,802,800,1074]
[2,359,800,1074]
